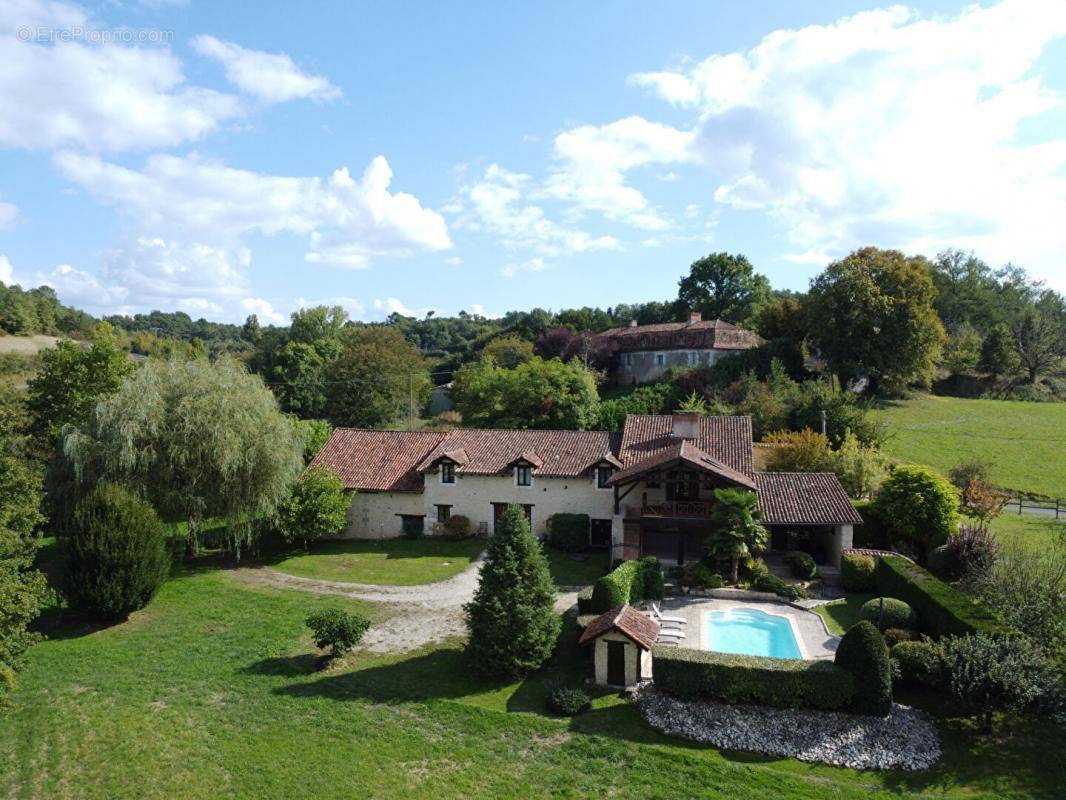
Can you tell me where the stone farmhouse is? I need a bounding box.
[311,412,862,567]
[595,312,760,384]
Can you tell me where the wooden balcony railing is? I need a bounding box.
[638,500,714,518]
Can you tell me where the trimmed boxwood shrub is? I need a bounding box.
[875,555,1009,638]
[892,640,943,690]
[860,597,918,631]
[442,514,473,539]
[641,557,665,601]
[753,574,788,595]
[841,552,876,592]
[547,513,589,553]
[883,627,922,648]
[590,560,645,612]
[784,550,817,580]
[834,621,892,716]
[545,686,590,716]
[576,586,594,615]
[653,646,855,711]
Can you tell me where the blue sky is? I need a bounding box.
[1,0,1065,325]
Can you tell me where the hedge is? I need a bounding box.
[841,552,877,593]
[576,586,594,615]
[589,558,663,612]
[653,646,855,711]
[547,513,590,553]
[875,555,1009,638]
[590,560,645,612]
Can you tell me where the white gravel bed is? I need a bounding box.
[637,686,940,771]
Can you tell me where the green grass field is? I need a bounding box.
[268,538,485,585]
[543,547,609,587]
[3,564,1064,799]
[871,394,1066,498]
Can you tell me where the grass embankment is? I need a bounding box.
[870,394,1066,498]
[3,557,1064,798]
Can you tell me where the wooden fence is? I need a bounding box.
[1007,496,1064,520]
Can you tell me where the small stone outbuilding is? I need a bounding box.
[578,605,660,688]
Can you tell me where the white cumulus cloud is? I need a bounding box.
[0,200,18,229]
[191,35,340,104]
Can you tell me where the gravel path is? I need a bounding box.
[235,553,487,654]
[637,686,940,771]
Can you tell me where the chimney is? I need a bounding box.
[671,411,700,439]
[688,311,702,324]
[628,319,638,328]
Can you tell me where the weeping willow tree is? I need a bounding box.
[62,356,304,559]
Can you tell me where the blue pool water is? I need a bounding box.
[706,608,802,659]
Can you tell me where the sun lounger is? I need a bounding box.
[651,603,687,625]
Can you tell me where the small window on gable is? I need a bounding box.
[515,464,532,487]
[596,466,614,489]
[441,461,455,484]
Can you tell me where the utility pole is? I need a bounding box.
[820,409,827,437]
[409,373,415,431]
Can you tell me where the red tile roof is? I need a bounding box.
[578,605,661,651]
[416,428,622,479]
[618,414,754,476]
[596,318,759,353]
[310,429,447,491]
[607,438,756,490]
[754,472,865,525]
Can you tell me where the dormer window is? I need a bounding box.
[515,464,532,487]
[440,462,455,484]
[596,466,614,489]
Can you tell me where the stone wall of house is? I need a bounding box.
[342,471,625,543]
[343,490,425,538]
[614,347,730,385]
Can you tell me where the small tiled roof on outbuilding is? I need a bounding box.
[578,605,661,651]
[754,472,865,526]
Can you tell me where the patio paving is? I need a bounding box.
[655,595,840,660]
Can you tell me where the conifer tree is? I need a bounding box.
[464,504,560,678]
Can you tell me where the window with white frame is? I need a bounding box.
[515,464,532,487]
[655,353,665,366]
[596,466,614,489]
[440,461,455,484]
[689,351,698,366]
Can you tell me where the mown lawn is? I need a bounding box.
[870,394,1066,498]
[989,514,1066,555]
[3,565,1064,799]
[267,537,485,585]
[813,594,873,636]
[544,547,609,587]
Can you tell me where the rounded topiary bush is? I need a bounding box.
[306,608,371,658]
[443,514,473,539]
[640,557,665,601]
[841,552,876,592]
[892,640,943,690]
[545,686,590,716]
[784,550,817,580]
[926,544,962,581]
[860,597,918,631]
[63,482,171,621]
[834,620,893,716]
[753,574,787,595]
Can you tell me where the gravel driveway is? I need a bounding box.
[236,552,487,654]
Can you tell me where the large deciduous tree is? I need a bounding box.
[1012,304,1065,383]
[807,247,946,395]
[464,504,560,678]
[452,355,599,430]
[326,326,431,428]
[27,323,134,442]
[62,356,304,558]
[677,252,770,324]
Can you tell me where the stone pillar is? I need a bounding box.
[830,524,853,567]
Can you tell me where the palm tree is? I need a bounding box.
[707,488,768,584]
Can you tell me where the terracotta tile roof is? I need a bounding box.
[754,472,865,525]
[618,414,754,476]
[310,429,447,491]
[416,428,623,479]
[607,438,756,490]
[596,318,759,352]
[578,605,661,651]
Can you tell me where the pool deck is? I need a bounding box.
[656,596,840,660]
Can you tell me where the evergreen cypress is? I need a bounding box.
[464,504,560,678]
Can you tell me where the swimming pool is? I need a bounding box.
[705,608,802,659]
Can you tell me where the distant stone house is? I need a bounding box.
[595,312,759,384]
[310,412,862,567]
